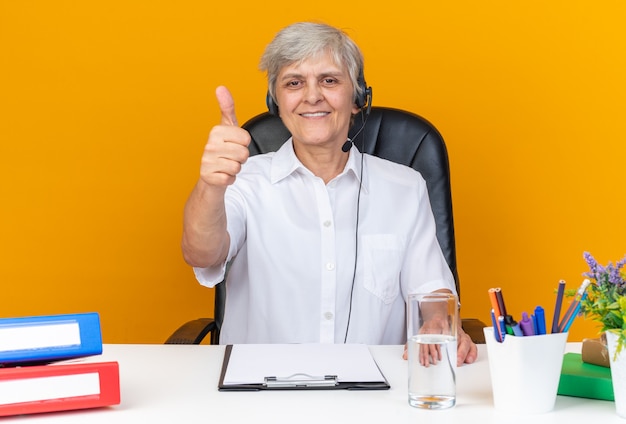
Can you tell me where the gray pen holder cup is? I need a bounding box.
[484,327,568,414]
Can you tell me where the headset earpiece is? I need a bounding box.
[355,68,371,110]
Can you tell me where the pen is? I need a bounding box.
[551,280,566,333]
[534,306,546,335]
[490,309,502,342]
[558,279,591,332]
[498,315,506,342]
[519,312,535,336]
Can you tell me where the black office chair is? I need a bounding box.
[166,107,487,345]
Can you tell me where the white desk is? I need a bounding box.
[3,343,623,423]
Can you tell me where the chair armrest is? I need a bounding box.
[165,318,217,345]
[462,318,487,344]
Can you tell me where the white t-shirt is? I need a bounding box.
[194,138,455,345]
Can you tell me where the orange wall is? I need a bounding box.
[2,1,625,343]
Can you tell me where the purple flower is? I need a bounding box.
[583,251,600,281]
[610,257,626,288]
[583,251,626,288]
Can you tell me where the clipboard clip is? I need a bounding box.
[264,373,338,388]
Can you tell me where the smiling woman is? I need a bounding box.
[259,22,365,180]
[271,54,358,172]
[180,21,477,365]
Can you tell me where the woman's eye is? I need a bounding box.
[287,81,301,88]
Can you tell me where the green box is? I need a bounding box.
[558,352,614,401]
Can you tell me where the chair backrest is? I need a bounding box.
[213,106,460,339]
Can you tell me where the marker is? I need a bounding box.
[503,315,523,336]
[504,314,517,334]
[519,312,535,336]
[510,321,523,337]
[534,306,546,335]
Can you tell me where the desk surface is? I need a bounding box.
[2,343,623,423]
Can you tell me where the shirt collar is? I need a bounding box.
[270,138,367,192]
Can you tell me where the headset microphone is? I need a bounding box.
[341,85,372,153]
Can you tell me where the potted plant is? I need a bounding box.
[580,251,626,418]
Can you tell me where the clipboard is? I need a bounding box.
[218,343,390,391]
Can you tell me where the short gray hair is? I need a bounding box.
[259,22,364,106]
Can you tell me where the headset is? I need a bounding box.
[266,68,372,116]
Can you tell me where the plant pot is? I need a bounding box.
[606,331,626,418]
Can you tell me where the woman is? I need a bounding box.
[182,22,477,365]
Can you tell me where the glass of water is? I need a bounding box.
[407,292,458,409]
